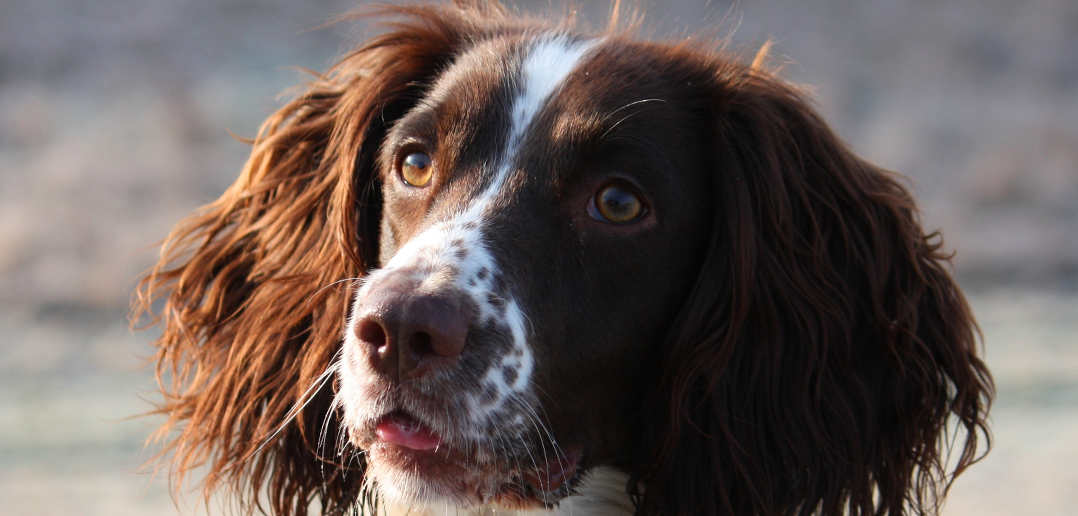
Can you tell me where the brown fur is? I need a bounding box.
[133,2,992,514]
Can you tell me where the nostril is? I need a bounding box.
[351,287,472,380]
[357,318,387,350]
[410,331,433,357]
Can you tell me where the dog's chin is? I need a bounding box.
[353,411,583,510]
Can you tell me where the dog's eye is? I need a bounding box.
[399,151,433,187]
[589,183,646,224]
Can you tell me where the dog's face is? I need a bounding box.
[139,5,992,514]
[337,34,712,508]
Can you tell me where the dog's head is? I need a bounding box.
[335,29,714,508]
[136,3,992,515]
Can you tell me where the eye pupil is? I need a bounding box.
[601,188,632,213]
[404,152,430,170]
[400,151,433,187]
[592,183,644,223]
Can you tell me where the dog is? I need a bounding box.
[135,2,993,514]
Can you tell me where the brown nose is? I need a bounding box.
[353,276,472,381]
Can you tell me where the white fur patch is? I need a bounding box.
[511,35,598,154]
[379,467,633,516]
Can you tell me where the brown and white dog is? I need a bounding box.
[136,2,993,515]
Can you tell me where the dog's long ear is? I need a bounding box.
[632,64,993,515]
[132,4,502,514]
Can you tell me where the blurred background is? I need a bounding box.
[2,0,1075,514]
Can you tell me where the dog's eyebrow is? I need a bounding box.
[381,95,432,137]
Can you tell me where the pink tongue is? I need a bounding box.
[375,414,441,451]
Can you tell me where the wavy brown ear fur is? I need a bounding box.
[632,65,993,515]
[132,3,510,514]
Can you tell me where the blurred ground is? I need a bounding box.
[1,1,1075,514]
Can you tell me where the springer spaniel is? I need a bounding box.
[136,2,993,515]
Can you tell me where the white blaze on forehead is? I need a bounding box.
[345,34,598,438]
[464,34,598,219]
[511,35,597,151]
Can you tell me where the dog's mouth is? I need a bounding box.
[360,409,582,506]
[374,410,443,451]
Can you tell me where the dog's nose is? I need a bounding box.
[353,278,471,381]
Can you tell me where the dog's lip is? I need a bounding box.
[374,410,442,451]
[522,447,582,494]
[358,409,584,505]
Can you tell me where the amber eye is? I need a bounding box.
[399,151,433,187]
[589,183,646,224]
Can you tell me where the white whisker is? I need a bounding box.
[249,348,343,461]
[600,97,667,138]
